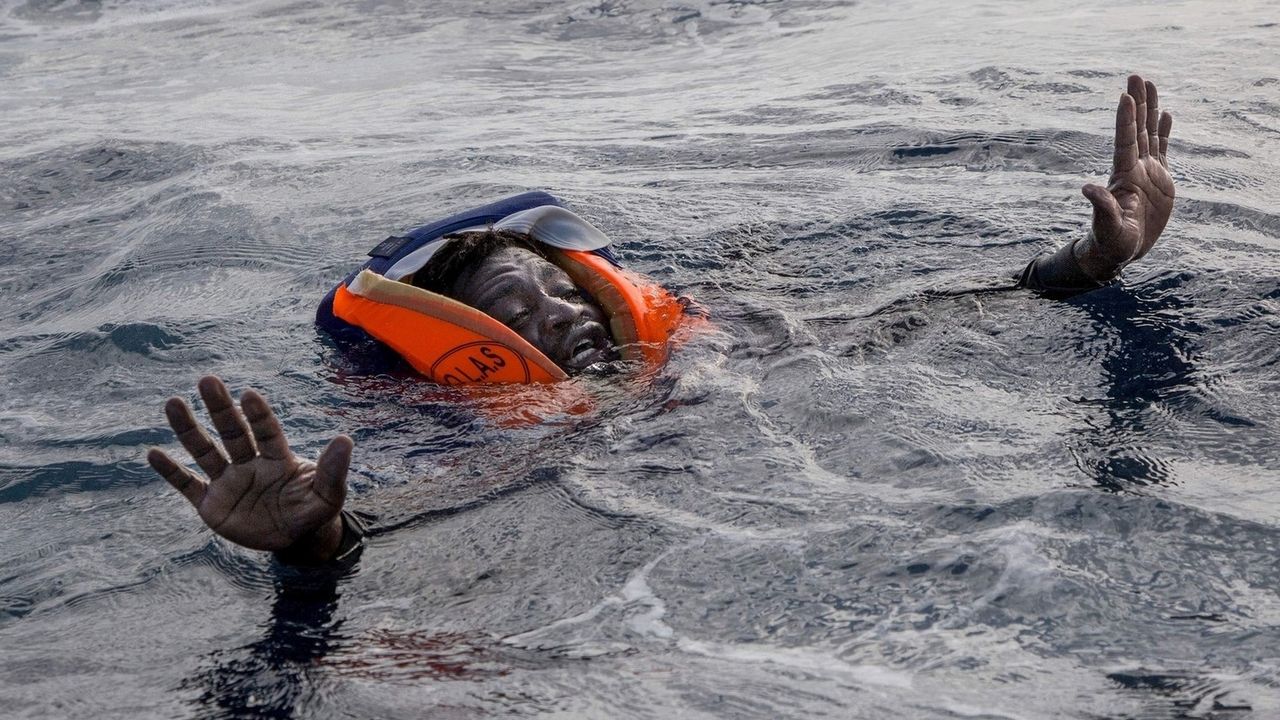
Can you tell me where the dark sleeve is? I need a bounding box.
[1017,238,1113,299]
[273,509,369,569]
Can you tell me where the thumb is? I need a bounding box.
[1082,183,1123,237]
[313,434,353,510]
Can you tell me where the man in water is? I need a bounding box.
[408,228,619,373]
[147,74,1176,565]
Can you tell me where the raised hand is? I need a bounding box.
[1075,74,1175,281]
[147,375,354,562]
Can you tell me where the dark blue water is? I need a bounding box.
[2,1,1279,718]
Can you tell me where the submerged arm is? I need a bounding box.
[1018,74,1175,297]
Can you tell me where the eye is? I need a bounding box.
[496,303,531,326]
[556,285,584,302]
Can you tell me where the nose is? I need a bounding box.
[539,297,579,336]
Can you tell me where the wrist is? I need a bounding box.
[276,514,345,565]
[1072,233,1124,283]
[1019,235,1113,297]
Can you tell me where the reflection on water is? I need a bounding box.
[185,574,344,720]
[1,0,1279,718]
[1074,284,1201,490]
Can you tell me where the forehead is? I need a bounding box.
[472,246,564,286]
[454,246,581,310]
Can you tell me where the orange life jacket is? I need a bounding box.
[322,196,687,385]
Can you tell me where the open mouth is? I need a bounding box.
[566,338,606,370]
[564,329,616,371]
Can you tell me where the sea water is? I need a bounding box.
[1,1,1278,717]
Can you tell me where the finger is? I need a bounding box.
[198,375,257,464]
[148,448,209,507]
[1129,74,1149,157]
[164,396,229,479]
[1083,183,1123,237]
[1113,93,1139,173]
[1158,111,1173,167]
[241,389,291,461]
[1145,80,1160,160]
[313,434,353,510]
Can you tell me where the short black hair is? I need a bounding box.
[409,228,546,299]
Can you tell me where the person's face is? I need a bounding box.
[453,246,616,372]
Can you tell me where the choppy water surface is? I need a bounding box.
[2,1,1280,717]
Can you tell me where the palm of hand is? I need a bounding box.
[1100,154,1175,260]
[195,456,334,552]
[1079,75,1175,281]
[148,376,352,554]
